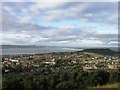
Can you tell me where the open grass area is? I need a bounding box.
[95,83,119,88]
[83,52,103,57]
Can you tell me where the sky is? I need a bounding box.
[1,1,118,47]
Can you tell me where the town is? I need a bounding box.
[2,49,120,74]
[2,49,120,89]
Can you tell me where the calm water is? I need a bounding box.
[2,47,83,55]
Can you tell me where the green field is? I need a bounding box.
[95,83,119,88]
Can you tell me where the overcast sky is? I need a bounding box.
[2,2,118,47]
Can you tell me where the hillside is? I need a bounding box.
[81,48,117,56]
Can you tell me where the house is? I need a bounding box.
[45,61,55,65]
[10,59,19,63]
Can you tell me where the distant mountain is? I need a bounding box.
[81,48,117,56]
[2,45,37,48]
[1,45,56,49]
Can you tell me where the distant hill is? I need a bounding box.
[1,45,55,49]
[81,48,117,56]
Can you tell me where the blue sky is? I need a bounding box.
[1,1,118,47]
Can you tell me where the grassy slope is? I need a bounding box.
[95,83,119,88]
[81,48,117,56]
[83,52,103,57]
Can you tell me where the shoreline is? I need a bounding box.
[2,47,83,56]
[2,48,118,57]
[1,50,83,58]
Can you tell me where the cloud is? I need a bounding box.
[109,41,119,44]
[3,6,15,15]
[31,37,49,42]
[30,2,65,10]
[25,2,118,24]
[4,2,117,24]
[2,2,118,47]
[2,0,119,2]
[2,33,31,45]
[6,2,118,23]
[2,12,54,33]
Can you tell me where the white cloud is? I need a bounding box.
[109,41,119,44]
[96,31,118,35]
[2,2,118,47]
[3,6,15,15]
[41,3,91,21]
[31,37,49,42]
[30,2,65,12]
[80,38,103,45]
[57,41,70,44]
[2,0,24,2]
[2,33,31,39]
[2,33,32,45]
[58,25,79,29]
[42,9,65,21]
[107,13,118,23]
[18,15,31,23]
[2,0,119,2]
[85,13,93,17]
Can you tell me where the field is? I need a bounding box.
[95,83,119,88]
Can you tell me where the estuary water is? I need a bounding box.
[2,46,83,55]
